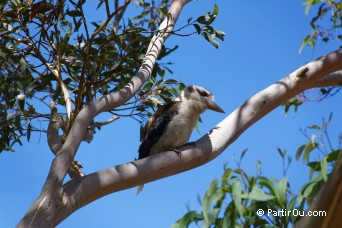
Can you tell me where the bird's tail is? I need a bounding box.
[136,184,144,195]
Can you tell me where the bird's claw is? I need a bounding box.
[168,148,182,157]
[167,142,196,158]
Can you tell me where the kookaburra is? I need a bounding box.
[138,85,225,159]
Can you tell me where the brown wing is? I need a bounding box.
[138,101,181,159]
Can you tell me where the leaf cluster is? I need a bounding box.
[0,0,178,152]
[300,0,342,51]
[173,165,299,228]
[283,87,342,115]
[184,4,225,48]
[285,1,342,114]
[0,0,225,152]
[295,113,341,205]
[173,114,341,227]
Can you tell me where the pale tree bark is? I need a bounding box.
[18,0,191,226]
[60,48,342,214]
[18,1,342,226]
[311,70,342,87]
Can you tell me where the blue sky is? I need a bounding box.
[1,0,342,227]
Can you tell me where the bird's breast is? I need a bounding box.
[148,109,199,155]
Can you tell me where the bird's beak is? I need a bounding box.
[205,99,225,113]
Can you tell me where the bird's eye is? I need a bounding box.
[198,90,209,97]
[187,86,194,93]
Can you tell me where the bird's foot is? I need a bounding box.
[168,148,182,157]
[167,142,196,157]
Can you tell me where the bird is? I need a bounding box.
[138,84,225,160]
[136,85,224,194]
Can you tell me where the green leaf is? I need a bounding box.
[66,9,83,17]
[159,89,173,102]
[320,157,328,182]
[27,123,31,142]
[193,24,201,34]
[242,186,275,201]
[172,211,202,228]
[275,176,288,206]
[202,179,224,225]
[302,142,319,163]
[221,167,233,186]
[258,177,277,196]
[204,208,221,227]
[299,35,315,53]
[296,144,306,160]
[196,4,219,25]
[164,79,179,85]
[215,29,225,41]
[307,161,320,170]
[202,179,219,221]
[240,148,248,161]
[201,31,220,48]
[277,147,285,158]
[0,51,6,59]
[96,0,104,10]
[90,21,101,29]
[19,57,29,70]
[326,150,340,162]
[148,96,163,106]
[194,120,200,134]
[303,0,321,15]
[286,196,298,224]
[133,11,149,19]
[308,125,320,130]
[232,179,243,216]
[25,82,38,94]
[298,173,323,203]
[6,113,15,121]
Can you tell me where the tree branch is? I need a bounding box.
[113,0,130,33]
[49,0,190,185]
[47,101,84,178]
[63,49,342,214]
[18,0,190,226]
[93,115,120,128]
[312,70,342,87]
[18,12,73,124]
[46,63,73,123]
[74,0,132,126]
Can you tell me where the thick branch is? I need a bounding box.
[48,0,190,185]
[312,70,342,87]
[64,49,342,212]
[18,0,190,226]
[47,101,84,179]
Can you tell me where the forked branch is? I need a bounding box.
[18,0,191,226]
[63,49,342,215]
